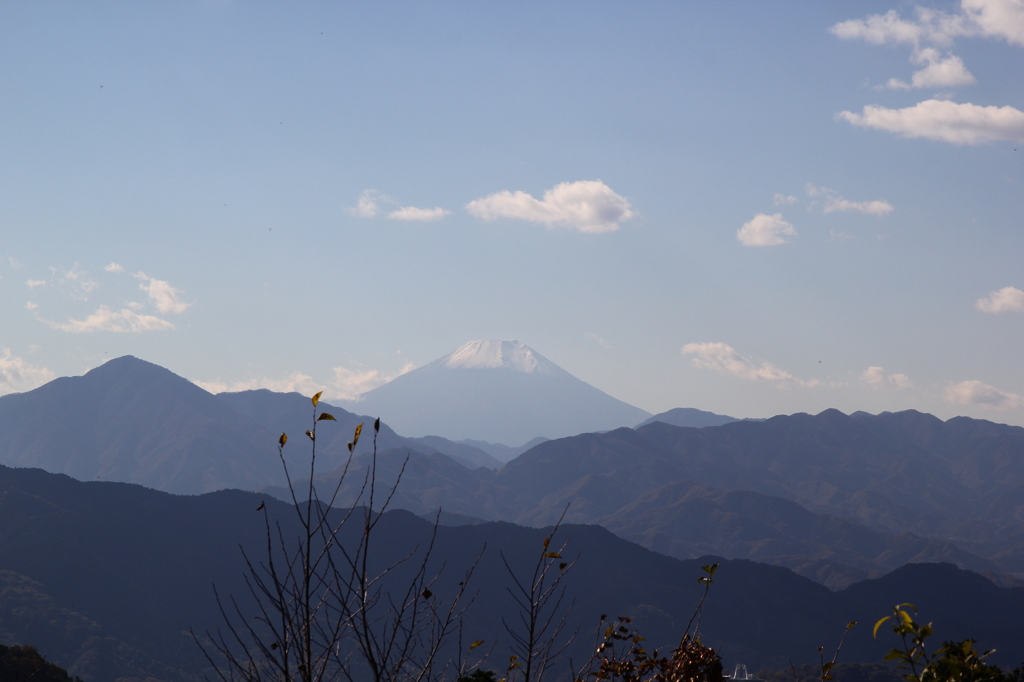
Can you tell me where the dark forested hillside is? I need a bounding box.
[1,463,1023,681]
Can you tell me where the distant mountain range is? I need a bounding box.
[3,356,1024,591]
[347,340,652,444]
[2,463,1022,681]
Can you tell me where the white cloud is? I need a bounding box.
[830,2,1024,91]
[975,286,1024,313]
[837,99,1024,145]
[911,49,976,88]
[388,206,451,222]
[962,0,1024,46]
[37,306,175,333]
[133,272,190,314]
[466,180,634,234]
[0,348,56,395]
[682,342,819,387]
[830,10,929,46]
[861,366,913,389]
[105,262,125,273]
[945,379,1024,410]
[197,362,415,402]
[737,213,796,246]
[24,301,38,310]
[348,189,392,218]
[773,193,798,206]
[26,279,46,289]
[806,184,894,215]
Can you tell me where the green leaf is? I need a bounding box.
[874,616,892,639]
[544,552,561,558]
[884,651,904,662]
[469,640,485,650]
[318,412,336,421]
[312,391,322,407]
[279,433,288,447]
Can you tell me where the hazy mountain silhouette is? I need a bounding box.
[0,358,501,494]
[2,463,1022,681]
[350,340,651,444]
[0,356,279,494]
[637,407,738,428]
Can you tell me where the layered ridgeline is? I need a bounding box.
[0,356,501,494]
[348,340,652,445]
[2,463,1023,681]
[4,356,1024,590]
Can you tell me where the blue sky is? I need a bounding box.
[2,1,1023,426]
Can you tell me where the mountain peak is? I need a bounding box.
[430,340,564,375]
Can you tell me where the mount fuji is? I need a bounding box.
[349,340,651,445]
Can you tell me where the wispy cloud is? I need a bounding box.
[773,193,798,206]
[975,286,1024,313]
[37,306,175,333]
[349,190,450,223]
[331,362,415,400]
[0,348,55,395]
[945,379,1024,410]
[50,264,98,301]
[466,180,634,234]
[104,262,125,273]
[861,366,913,389]
[806,184,894,215]
[133,272,190,314]
[24,301,38,310]
[682,342,819,387]
[197,361,415,402]
[388,206,451,222]
[585,332,611,349]
[737,213,796,246]
[26,279,46,289]
[837,99,1024,145]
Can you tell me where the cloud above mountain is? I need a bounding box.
[0,348,55,395]
[37,306,176,333]
[682,342,819,387]
[945,379,1024,410]
[861,366,913,389]
[466,180,634,233]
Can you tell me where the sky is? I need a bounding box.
[1,1,1023,427]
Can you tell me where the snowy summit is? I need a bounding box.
[431,340,566,375]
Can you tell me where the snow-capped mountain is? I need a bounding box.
[351,340,651,445]
[434,339,567,374]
